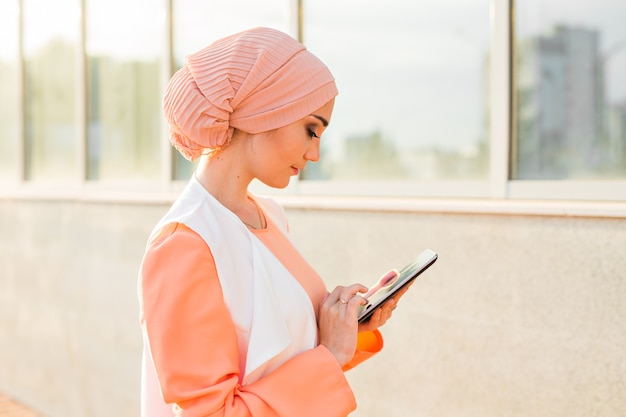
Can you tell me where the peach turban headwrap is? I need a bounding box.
[163,27,339,161]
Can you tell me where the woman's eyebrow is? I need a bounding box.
[311,114,329,127]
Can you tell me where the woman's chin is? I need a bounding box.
[259,177,291,189]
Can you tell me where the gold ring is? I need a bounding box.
[340,298,348,304]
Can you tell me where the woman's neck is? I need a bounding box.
[195,153,249,203]
[195,153,266,229]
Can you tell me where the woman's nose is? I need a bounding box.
[304,139,321,163]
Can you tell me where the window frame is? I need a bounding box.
[1,0,625,215]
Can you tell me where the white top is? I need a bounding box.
[141,176,317,417]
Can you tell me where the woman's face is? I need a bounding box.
[249,98,335,188]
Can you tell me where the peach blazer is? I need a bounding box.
[139,177,382,417]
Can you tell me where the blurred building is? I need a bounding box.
[515,26,607,178]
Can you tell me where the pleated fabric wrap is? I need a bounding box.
[163,27,339,161]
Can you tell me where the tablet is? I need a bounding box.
[357,249,438,324]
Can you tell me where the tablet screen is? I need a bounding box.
[357,249,438,323]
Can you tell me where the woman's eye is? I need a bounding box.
[307,129,320,139]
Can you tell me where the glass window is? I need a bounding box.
[23,0,79,181]
[0,0,20,181]
[85,0,163,180]
[513,1,626,179]
[171,0,291,180]
[302,0,491,180]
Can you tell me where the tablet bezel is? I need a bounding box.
[357,249,438,324]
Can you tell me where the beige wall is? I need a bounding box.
[1,199,624,417]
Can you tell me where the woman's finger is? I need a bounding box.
[339,283,368,304]
[324,286,344,305]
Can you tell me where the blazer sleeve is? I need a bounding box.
[343,330,384,372]
[138,223,357,417]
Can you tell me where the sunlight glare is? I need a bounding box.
[0,0,18,59]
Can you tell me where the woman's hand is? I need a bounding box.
[357,281,412,332]
[318,271,415,366]
[318,284,368,367]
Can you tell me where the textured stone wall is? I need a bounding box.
[1,200,624,417]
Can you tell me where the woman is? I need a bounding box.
[138,27,405,417]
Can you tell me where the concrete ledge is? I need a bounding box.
[276,196,626,219]
[1,185,625,219]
